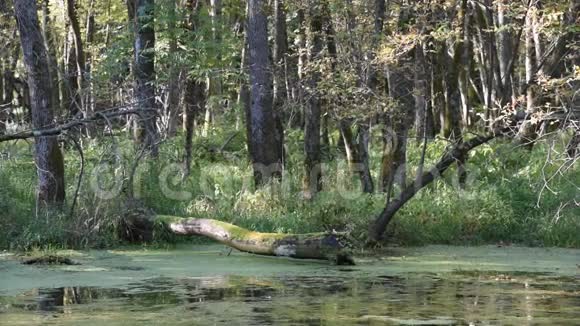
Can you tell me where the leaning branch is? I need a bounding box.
[369,128,509,243]
[0,108,153,143]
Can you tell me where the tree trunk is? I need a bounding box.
[516,3,544,150]
[567,129,580,158]
[292,8,307,129]
[247,0,284,186]
[339,121,374,193]
[356,124,374,193]
[443,29,468,187]
[458,0,472,128]
[381,51,414,192]
[201,0,222,138]
[183,0,204,174]
[369,131,502,243]
[414,43,434,140]
[14,0,66,208]
[65,0,86,118]
[184,80,205,175]
[166,0,180,137]
[132,0,159,156]
[237,3,250,132]
[40,0,60,118]
[302,0,324,198]
[84,0,96,137]
[129,215,355,265]
[273,0,288,114]
[496,0,513,104]
[0,59,5,135]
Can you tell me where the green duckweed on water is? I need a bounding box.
[0,245,578,325]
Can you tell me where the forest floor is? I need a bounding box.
[0,127,579,251]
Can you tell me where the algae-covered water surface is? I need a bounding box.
[0,245,578,325]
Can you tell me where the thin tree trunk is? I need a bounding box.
[65,0,86,117]
[517,4,539,149]
[14,0,66,208]
[356,124,374,193]
[41,0,60,117]
[293,8,307,129]
[302,0,324,198]
[166,0,180,137]
[85,0,96,137]
[3,36,19,124]
[458,0,472,128]
[184,81,205,175]
[414,43,434,140]
[273,0,288,116]
[183,0,204,174]
[496,0,512,104]
[567,129,580,158]
[0,58,5,135]
[236,4,250,132]
[202,0,222,137]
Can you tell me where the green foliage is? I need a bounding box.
[1,127,578,251]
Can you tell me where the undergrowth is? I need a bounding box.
[0,126,578,251]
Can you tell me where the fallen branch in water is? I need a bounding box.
[125,215,356,265]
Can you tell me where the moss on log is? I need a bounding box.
[149,215,355,265]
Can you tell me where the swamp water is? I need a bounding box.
[0,245,578,325]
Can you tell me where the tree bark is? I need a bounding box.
[129,215,355,265]
[40,0,60,118]
[247,0,284,186]
[302,0,324,198]
[83,0,96,137]
[65,0,86,118]
[458,0,472,128]
[166,0,180,137]
[369,130,503,243]
[273,0,288,112]
[183,0,205,174]
[516,5,539,149]
[14,0,66,208]
[132,0,159,155]
[184,80,205,175]
[339,121,374,193]
[496,0,513,104]
[293,7,307,129]
[414,43,434,140]
[0,58,5,134]
[567,129,580,158]
[381,51,414,192]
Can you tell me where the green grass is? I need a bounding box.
[0,126,578,251]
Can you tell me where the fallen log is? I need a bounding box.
[125,215,355,265]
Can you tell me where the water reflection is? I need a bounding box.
[1,271,579,325]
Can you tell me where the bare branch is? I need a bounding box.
[0,108,154,143]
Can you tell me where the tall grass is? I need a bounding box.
[0,126,578,250]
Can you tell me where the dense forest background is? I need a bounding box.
[0,0,578,250]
